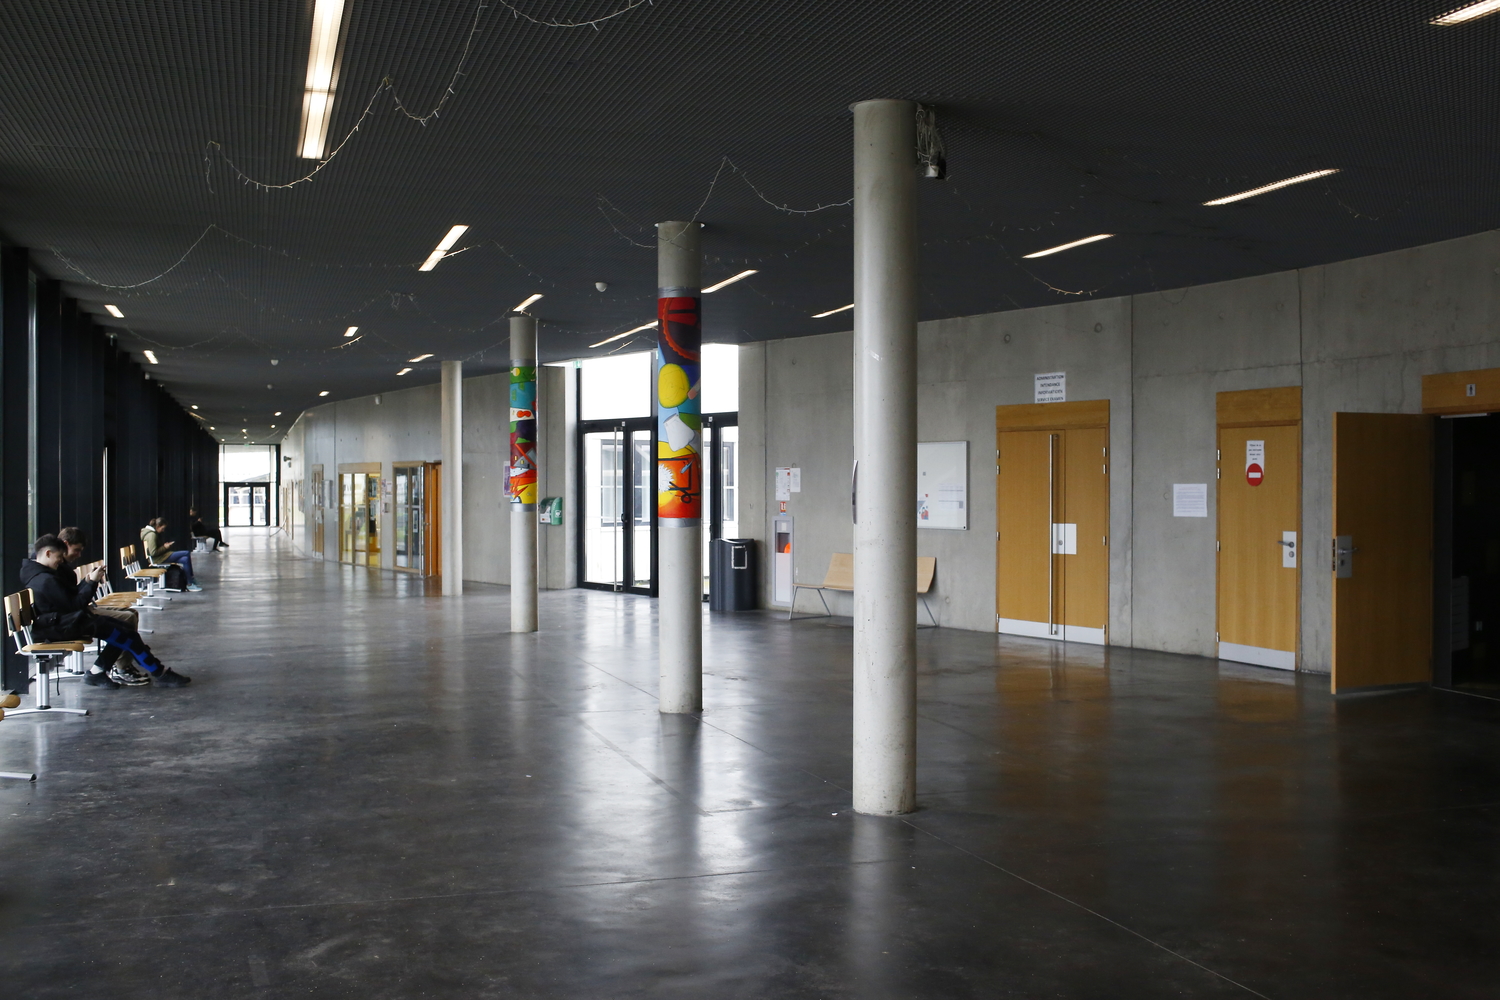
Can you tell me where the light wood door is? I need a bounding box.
[1332,413,1434,692]
[1060,426,1109,637]
[997,430,1052,628]
[1218,422,1300,668]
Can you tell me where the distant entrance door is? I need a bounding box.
[338,464,382,567]
[996,400,1110,644]
[579,418,655,594]
[1216,387,1301,671]
[224,482,270,526]
[393,462,441,576]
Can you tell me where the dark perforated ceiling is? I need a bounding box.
[2,0,1497,441]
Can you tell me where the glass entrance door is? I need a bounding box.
[224,482,270,526]
[581,418,655,594]
[701,414,739,597]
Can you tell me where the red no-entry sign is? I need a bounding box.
[1246,462,1264,486]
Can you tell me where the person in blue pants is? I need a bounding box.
[140,517,203,592]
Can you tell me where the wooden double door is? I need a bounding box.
[996,400,1110,645]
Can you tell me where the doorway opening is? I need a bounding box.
[1436,413,1500,695]
[338,466,381,567]
[392,462,441,576]
[579,418,656,594]
[223,482,271,526]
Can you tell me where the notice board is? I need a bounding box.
[917,441,968,530]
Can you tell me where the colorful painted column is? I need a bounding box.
[656,219,703,714]
[852,99,918,815]
[509,313,539,632]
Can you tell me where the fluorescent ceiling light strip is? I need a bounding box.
[589,320,657,349]
[1202,169,1340,206]
[418,225,470,271]
[1432,0,1500,23]
[1022,234,1114,259]
[408,353,433,363]
[703,269,758,294]
[104,304,124,318]
[812,303,854,318]
[343,325,358,337]
[299,0,347,159]
[514,293,544,312]
[396,368,412,376]
[142,350,159,365]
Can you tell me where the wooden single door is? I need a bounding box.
[1060,426,1109,642]
[1332,413,1434,693]
[1217,388,1301,670]
[426,461,443,578]
[997,430,1053,630]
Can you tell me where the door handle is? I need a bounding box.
[1278,540,1295,546]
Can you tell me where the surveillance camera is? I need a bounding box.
[595,282,608,292]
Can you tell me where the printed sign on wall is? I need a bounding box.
[1034,371,1066,403]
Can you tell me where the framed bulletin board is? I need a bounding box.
[917,441,968,530]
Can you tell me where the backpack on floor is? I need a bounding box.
[161,563,188,592]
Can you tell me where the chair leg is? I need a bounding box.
[919,595,938,628]
[786,589,797,620]
[817,589,831,618]
[0,771,37,782]
[3,658,89,718]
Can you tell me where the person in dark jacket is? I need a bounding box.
[188,509,227,551]
[20,535,190,688]
[58,526,149,686]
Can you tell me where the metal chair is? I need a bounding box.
[3,590,89,719]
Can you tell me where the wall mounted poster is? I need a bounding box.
[917,441,968,530]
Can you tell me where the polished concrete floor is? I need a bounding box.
[2,530,1499,998]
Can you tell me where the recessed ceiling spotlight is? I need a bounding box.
[191,405,199,410]
[703,269,759,294]
[274,411,282,416]
[595,282,609,292]
[396,367,412,376]
[270,424,277,429]
[210,426,216,430]
[343,326,358,337]
[104,304,124,318]
[1432,0,1500,24]
[418,225,470,272]
[298,0,348,159]
[811,303,854,318]
[143,350,159,364]
[1202,169,1340,206]
[319,390,330,397]
[514,293,544,312]
[271,359,279,365]
[1022,234,1114,259]
[590,320,658,349]
[407,354,433,363]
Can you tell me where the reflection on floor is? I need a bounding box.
[1,528,1497,997]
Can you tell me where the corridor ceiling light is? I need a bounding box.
[703,269,758,294]
[343,326,358,337]
[1202,169,1340,206]
[274,411,282,416]
[191,405,199,410]
[104,304,124,318]
[1432,0,1500,23]
[407,354,433,363]
[589,320,657,349]
[513,293,544,312]
[298,0,348,159]
[1023,234,1114,258]
[812,303,854,318]
[319,390,330,396]
[396,367,412,375]
[418,225,470,271]
[142,350,159,364]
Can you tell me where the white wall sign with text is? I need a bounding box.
[1173,483,1208,517]
[1034,371,1066,403]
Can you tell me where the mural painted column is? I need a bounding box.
[851,99,918,815]
[509,313,539,632]
[656,219,703,714]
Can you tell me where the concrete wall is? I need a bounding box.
[280,365,574,589]
[739,229,1500,674]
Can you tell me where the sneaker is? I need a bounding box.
[152,668,191,688]
[84,670,121,689]
[108,664,152,687]
[186,582,203,592]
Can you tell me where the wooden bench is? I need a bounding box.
[788,552,938,627]
[3,589,89,719]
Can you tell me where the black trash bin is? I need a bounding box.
[710,538,758,611]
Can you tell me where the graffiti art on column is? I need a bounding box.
[509,363,538,505]
[656,294,701,519]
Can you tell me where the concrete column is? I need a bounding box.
[851,99,918,815]
[656,220,703,714]
[509,314,539,632]
[441,359,464,596]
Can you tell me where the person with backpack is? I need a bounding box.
[141,517,202,592]
[19,535,190,688]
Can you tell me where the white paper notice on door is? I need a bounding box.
[1246,439,1264,472]
[1173,483,1208,517]
[1034,371,1066,404]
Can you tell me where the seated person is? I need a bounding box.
[141,517,203,592]
[57,526,149,686]
[188,508,227,550]
[20,535,190,688]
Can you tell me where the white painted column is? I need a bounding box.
[657,220,703,714]
[441,359,464,596]
[509,314,539,632]
[851,99,918,815]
